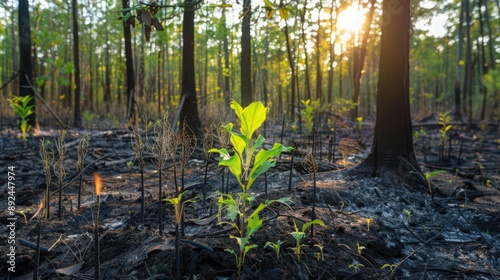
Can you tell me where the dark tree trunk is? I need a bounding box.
[222,9,231,114]
[240,0,252,107]
[104,27,111,113]
[299,3,311,101]
[463,0,473,125]
[180,0,203,137]
[72,0,81,128]
[454,0,465,121]
[284,22,296,119]
[355,0,420,180]
[122,0,135,122]
[18,0,39,133]
[327,1,337,105]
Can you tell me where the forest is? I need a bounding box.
[0,0,499,279]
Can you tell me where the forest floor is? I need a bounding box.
[0,116,499,280]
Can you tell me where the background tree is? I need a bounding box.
[72,0,81,127]
[240,0,252,107]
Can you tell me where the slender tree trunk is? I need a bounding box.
[222,9,231,114]
[122,0,135,122]
[463,0,473,125]
[18,0,39,133]
[72,0,82,128]
[284,22,296,119]
[356,0,420,180]
[104,26,111,112]
[327,1,337,105]
[240,0,252,107]
[315,2,323,101]
[478,0,488,120]
[454,0,465,121]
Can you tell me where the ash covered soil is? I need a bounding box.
[1,120,499,280]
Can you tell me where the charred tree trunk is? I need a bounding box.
[179,0,203,137]
[122,0,135,122]
[284,22,296,119]
[18,0,39,133]
[355,0,420,181]
[72,0,81,128]
[453,0,465,121]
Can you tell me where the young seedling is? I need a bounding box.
[131,124,146,224]
[146,114,172,236]
[265,240,285,260]
[76,133,89,210]
[218,193,290,280]
[54,130,67,218]
[164,192,197,280]
[7,95,34,140]
[289,219,325,261]
[356,242,365,256]
[381,263,397,273]
[356,116,363,141]
[39,139,54,219]
[403,208,413,221]
[302,150,319,238]
[366,217,374,232]
[301,99,320,134]
[348,261,365,272]
[425,170,446,200]
[210,100,292,280]
[202,123,214,203]
[438,112,452,165]
[93,173,102,280]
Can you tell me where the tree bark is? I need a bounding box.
[72,0,82,128]
[179,0,203,138]
[240,0,252,107]
[453,0,465,121]
[355,0,420,181]
[18,0,39,133]
[122,0,135,122]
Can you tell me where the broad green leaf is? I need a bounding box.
[211,148,242,186]
[302,219,325,232]
[252,143,289,172]
[230,235,250,251]
[264,0,273,8]
[250,134,265,156]
[229,132,247,158]
[248,159,276,188]
[290,231,305,242]
[218,195,240,221]
[241,102,267,138]
[244,244,258,253]
[247,212,263,236]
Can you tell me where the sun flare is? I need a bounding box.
[337,5,367,34]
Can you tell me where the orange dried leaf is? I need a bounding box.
[93,173,102,196]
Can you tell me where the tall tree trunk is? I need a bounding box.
[351,0,375,120]
[284,22,296,119]
[478,0,488,120]
[463,0,473,125]
[104,24,111,113]
[222,9,231,114]
[240,0,252,107]
[72,0,82,127]
[356,0,420,180]
[122,0,135,122]
[18,0,39,133]
[454,0,465,121]
[180,0,203,137]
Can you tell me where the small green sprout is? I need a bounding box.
[126,160,133,170]
[425,170,446,198]
[356,116,363,131]
[289,219,325,261]
[381,263,397,272]
[365,217,374,232]
[403,208,413,221]
[339,201,345,212]
[349,262,365,272]
[356,242,365,255]
[265,240,285,260]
